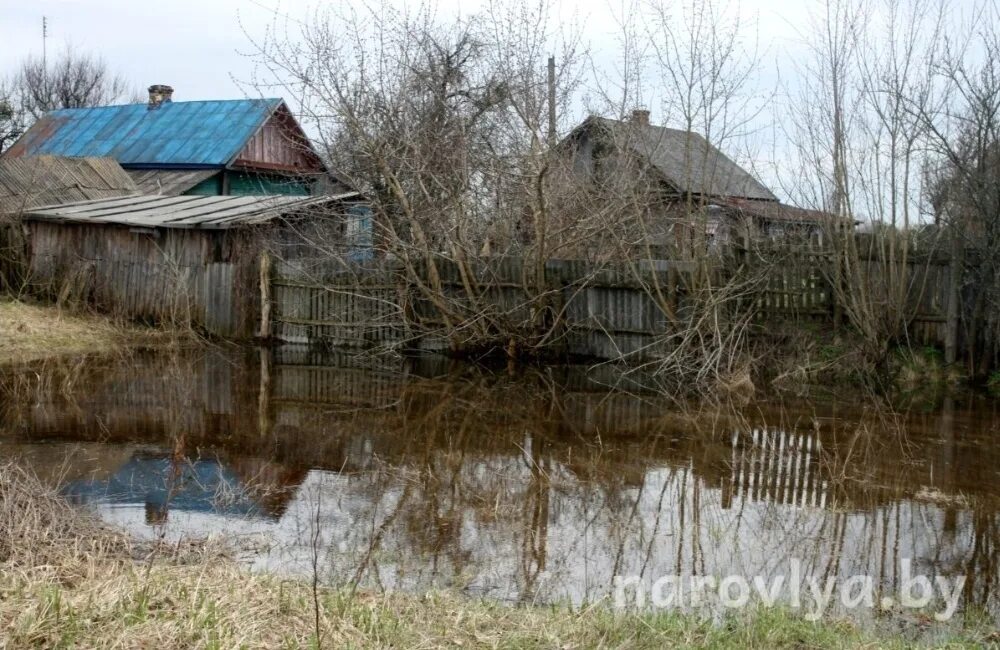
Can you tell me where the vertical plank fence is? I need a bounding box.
[268,251,955,360]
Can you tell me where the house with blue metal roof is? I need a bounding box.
[2,85,351,197]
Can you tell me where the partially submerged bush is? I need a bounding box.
[892,345,965,393]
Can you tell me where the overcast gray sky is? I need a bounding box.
[1,0,816,105]
[4,0,961,213]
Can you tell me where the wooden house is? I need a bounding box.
[22,192,361,338]
[1,85,352,198]
[559,110,839,251]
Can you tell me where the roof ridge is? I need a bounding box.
[49,97,283,113]
[590,114,706,137]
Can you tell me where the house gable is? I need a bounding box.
[230,103,324,175]
[565,121,680,198]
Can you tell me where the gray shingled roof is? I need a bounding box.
[588,117,778,201]
[0,155,137,215]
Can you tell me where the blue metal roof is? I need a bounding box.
[5,98,283,167]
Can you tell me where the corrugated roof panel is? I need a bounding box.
[23,192,361,229]
[4,99,282,167]
[0,155,137,214]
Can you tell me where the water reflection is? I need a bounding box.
[0,346,998,616]
[63,454,265,523]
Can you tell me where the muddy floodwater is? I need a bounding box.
[2,346,999,622]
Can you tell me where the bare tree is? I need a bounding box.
[0,80,24,155]
[244,0,599,355]
[782,0,950,365]
[241,0,998,391]
[921,1,1000,375]
[11,47,134,121]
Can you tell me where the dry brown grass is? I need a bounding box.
[0,462,990,649]
[0,299,175,366]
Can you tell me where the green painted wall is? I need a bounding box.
[228,172,311,196]
[185,174,223,195]
[182,171,312,196]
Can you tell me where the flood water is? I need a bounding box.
[2,346,999,623]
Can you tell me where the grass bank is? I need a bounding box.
[0,299,175,365]
[0,464,993,649]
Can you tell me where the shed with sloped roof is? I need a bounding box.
[22,192,365,338]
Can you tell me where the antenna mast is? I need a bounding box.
[42,16,49,97]
[42,17,48,68]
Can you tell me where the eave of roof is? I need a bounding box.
[23,192,361,230]
[717,197,851,224]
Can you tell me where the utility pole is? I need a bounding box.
[547,56,556,147]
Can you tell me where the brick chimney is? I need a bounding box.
[147,84,174,109]
[631,108,650,126]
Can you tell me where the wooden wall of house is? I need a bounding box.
[185,174,223,195]
[232,107,320,174]
[25,221,263,338]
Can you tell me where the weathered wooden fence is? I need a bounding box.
[744,246,954,346]
[269,256,697,359]
[267,251,955,360]
[0,221,22,293]
[748,249,832,318]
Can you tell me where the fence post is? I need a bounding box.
[258,250,272,339]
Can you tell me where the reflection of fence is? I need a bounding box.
[723,428,828,510]
[268,250,954,359]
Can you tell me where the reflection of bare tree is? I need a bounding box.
[519,438,550,602]
[3,348,1000,613]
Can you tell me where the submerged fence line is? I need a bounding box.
[267,249,955,360]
